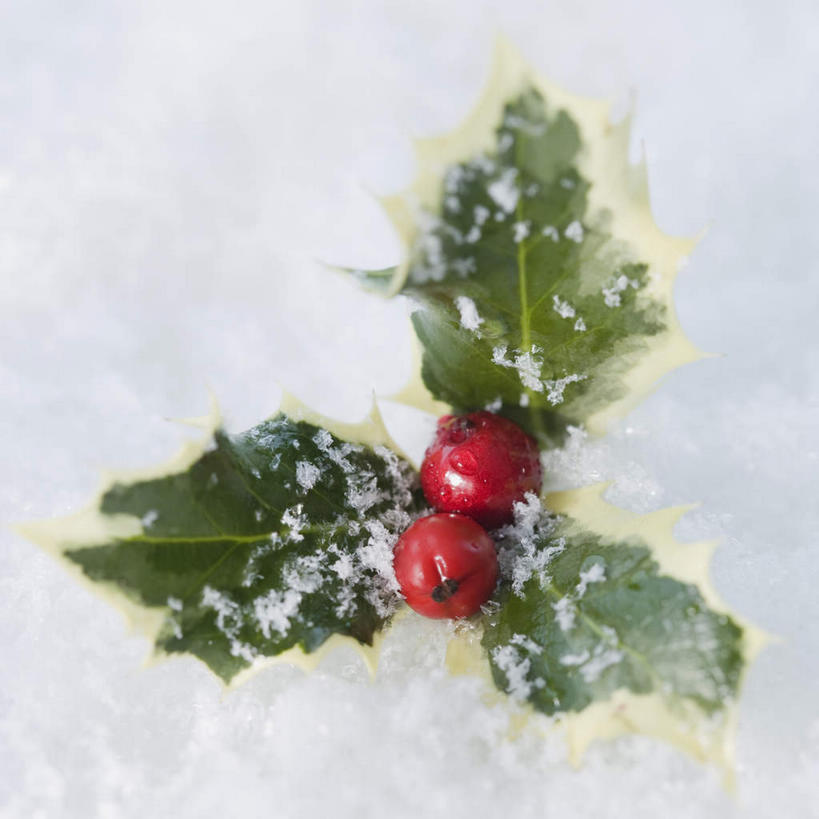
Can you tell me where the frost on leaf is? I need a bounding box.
[23,404,423,683]
[346,41,700,444]
[480,488,761,774]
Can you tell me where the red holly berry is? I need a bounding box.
[393,513,498,619]
[420,411,542,529]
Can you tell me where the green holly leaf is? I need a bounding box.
[471,485,764,776]
[347,39,701,444]
[20,396,423,683]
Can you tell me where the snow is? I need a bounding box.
[2,1,819,818]
[488,167,520,213]
[513,220,531,242]
[295,460,321,491]
[553,294,577,319]
[564,219,585,243]
[455,295,484,332]
[602,274,640,307]
[490,644,535,701]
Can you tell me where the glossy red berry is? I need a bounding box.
[393,513,498,619]
[420,411,542,529]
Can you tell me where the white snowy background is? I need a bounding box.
[2,1,818,816]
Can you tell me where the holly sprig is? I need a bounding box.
[22,39,761,778]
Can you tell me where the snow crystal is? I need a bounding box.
[552,294,576,319]
[444,164,466,193]
[542,225,560,241]
[445,195,461,213]
[498,132,514,152]
[329,548,355,582]
[552,596,577,632]
[519,392,530,407]
[465,226,481,243]
[473,204,490,226]
[491,645,533,701]
[580,644,624,682]
[513,220,530,243]
[166,596,182,611]
[492,344,545,393]
[357,519,402,617]
[455,295,484,333]
[281,504,307,542]
[560,650,591,666]
[201,586,256,661]
[451,257,476,277]
[374,444,415,509]
[313,428,361,474]
[564,220,584,243]
[282,554,324,594]
[295,460,321,492]
[140,509,159,528]
[253,587,303,639]
[410,227,447,283]
[346,474,381,515]
[602,274,640,307]
[576,562,606,597]
[496,493,564,595]
[543,373,587,405]
[485,396,502,412]
[566,627,623,683]
[574,316,587,332]
[488,168,519,213]
[509,633,543,655]
[560,177,576,190]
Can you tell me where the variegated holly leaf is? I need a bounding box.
[21,397,423,683]
[346,40,701,445]
[471,486,764,776]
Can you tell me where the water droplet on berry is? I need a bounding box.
[451,449,478,475]
[441,416,475,444]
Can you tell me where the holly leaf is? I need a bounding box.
[20,396,423,683]
[469,486,764,777]
[347,39,701,444]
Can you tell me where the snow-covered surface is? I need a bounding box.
[2,1,818,816]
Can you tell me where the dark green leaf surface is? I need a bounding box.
[64,414,422,681]
[481,498,744,717]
